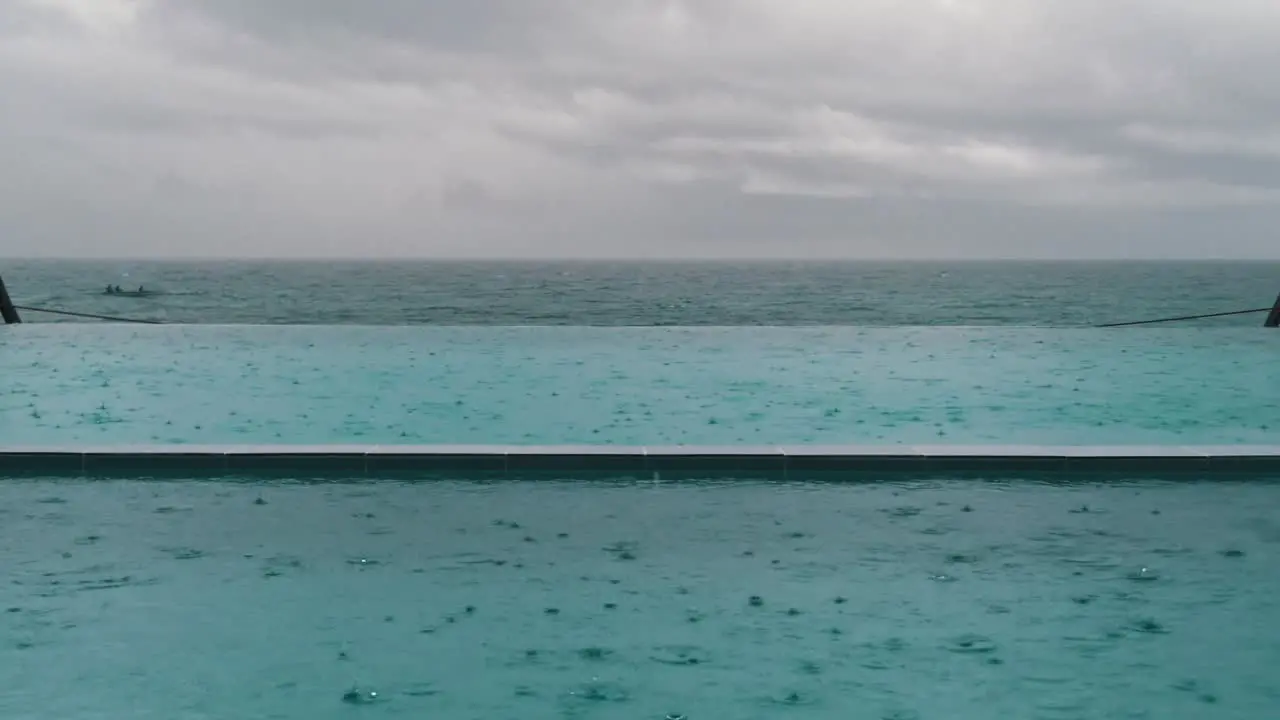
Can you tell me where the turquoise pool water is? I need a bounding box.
[2,325,1276,446]
[3,476,1278,719]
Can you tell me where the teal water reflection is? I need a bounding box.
[2,476,1278,718]
[1,325,1275,446]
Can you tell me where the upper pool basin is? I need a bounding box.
[1,325,1274,447]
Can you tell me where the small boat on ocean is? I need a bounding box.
[104,285,160,297]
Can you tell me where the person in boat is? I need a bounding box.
[138,286,144,294]
[106,285,115,294]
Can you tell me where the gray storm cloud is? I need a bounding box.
[2,0,1279,258]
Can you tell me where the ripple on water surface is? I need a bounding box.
[4,325,1278,446]
[1,476,1278,719]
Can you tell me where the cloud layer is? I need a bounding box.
[3,0,1279,258]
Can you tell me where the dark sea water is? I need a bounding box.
[4,259,1277,326]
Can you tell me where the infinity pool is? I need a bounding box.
[3,475,1278,719]
[2,325,1276,446]
[3,324,1278,718]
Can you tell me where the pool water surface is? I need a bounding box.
[2,475,1278,719]
[3,325,1276,446]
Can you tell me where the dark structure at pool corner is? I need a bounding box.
[1,445,1277,479]
[0,272,19,324]
[1266,292,1280,327]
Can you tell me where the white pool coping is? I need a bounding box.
[1,444,1277,477]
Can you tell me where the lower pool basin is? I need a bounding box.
[2,474,1277,719]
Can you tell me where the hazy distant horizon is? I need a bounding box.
[6,254,1280,263]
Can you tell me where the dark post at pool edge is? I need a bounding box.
[0,272,20,324]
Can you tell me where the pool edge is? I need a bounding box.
[1,445,1277,479]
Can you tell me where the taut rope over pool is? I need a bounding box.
[11,305,163,324]
[1096,306,1273,327]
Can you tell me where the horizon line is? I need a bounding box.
[4,256,1279,263]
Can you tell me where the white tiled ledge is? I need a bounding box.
[1,444,1278,478]
[1,444,1278,456]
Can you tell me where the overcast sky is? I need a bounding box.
[3,0,1280,259]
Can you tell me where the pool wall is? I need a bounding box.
[2,444,1278,479]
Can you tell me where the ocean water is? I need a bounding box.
[3,325,1276,447]
[4,259,1278,326]
[4,476,1279,719]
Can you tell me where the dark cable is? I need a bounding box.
[13,305,163,324]
[9,303,1272,329]
[1097,307,1270,328]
